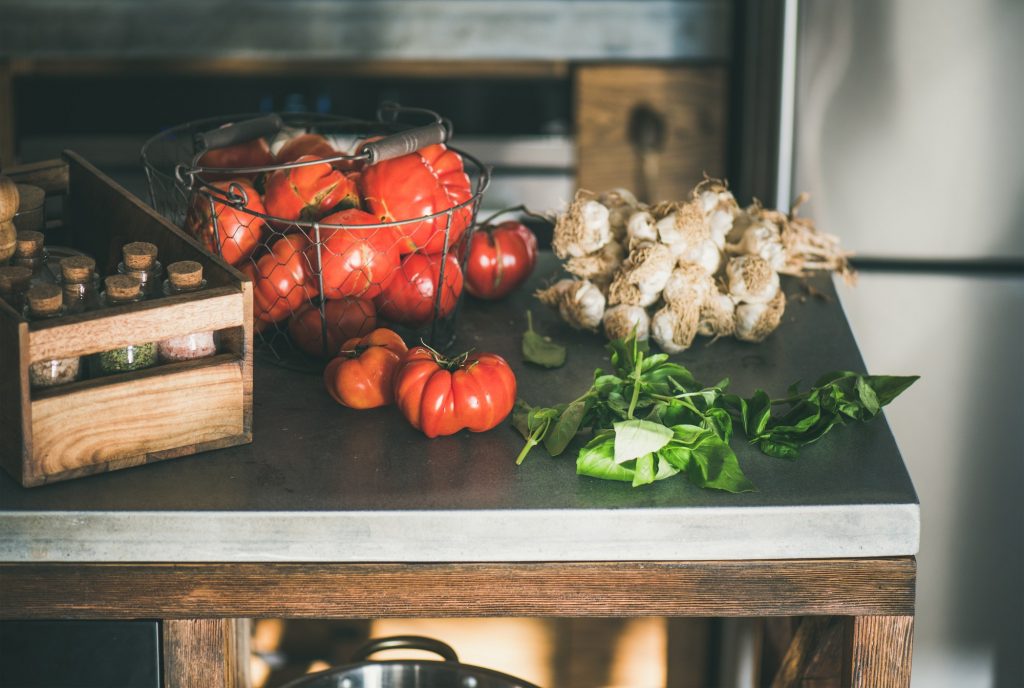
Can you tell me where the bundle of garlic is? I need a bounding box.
[538,178,853,352]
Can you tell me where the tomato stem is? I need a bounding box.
[477,204,552,229]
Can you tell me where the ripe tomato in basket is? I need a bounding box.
[276,134,338,164]
[324,328,408,409]
[185,180,266,267]
[393,347,517,437]
[312,209,402,300]
[198,138,274,181]
[464,220,538,300]
[361,144,472,255]
[243,233,319,324]
[288,298,377,358]
[375,252,463,328]
[264,155,359,223]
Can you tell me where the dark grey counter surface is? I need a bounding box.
[0,254,919,562]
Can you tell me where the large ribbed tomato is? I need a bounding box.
[361,144,472,254]
[198,138,274,181]
[464,220,538,299]
[264,155,359,223]
[186,180,265,266]
[276,134,338,164]
[323,328,408,409]
[393,347,517,437]
[312,208,401,300]
[243,233,318,324]
[375,252,462,327]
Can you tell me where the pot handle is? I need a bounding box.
[193,114,284,152]
[351,635,459,663]
[358,121,450,165]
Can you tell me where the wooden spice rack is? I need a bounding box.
[0,152,253,487]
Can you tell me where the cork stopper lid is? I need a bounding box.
[15,230,44,257]
[15,184,45,211]
[60,255,96,283]
[27,283,62,316]
[0,265,32,292]
[104,274,141,301]
[123,241,158,270]
[167,260,204,290]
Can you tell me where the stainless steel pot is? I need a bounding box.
[279,635,541,688]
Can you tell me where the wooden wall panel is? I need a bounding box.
[576,64,728,203]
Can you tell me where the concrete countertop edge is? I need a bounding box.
[0,503,920,563]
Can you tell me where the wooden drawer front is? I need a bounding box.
[576,64,727,202]
[29,359,244,484]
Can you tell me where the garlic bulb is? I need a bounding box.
[650,302,700,354]
[698,291,736,338]
[607,242,675,307]
[735,221,786,272]
[536,279,606,331]
[662,264,715,308]
[735,289,786,342]
[564,241,625,288]
[726,255,779,304]
[679,239,722,275]
[599,188,640,241]
[626,210,658,248]
[655,199,709,250]
[603,304,651,341]
[698,180,738,249]
[552,193,612,259]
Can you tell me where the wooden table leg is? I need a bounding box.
[162,618,251,688]
[842,615,915,688]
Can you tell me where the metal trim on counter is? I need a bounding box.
[0,504,919,563]
[0,0,732,61]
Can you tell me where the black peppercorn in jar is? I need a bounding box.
[94,275,158,375]
[117,241,163,299]
[25,283,81,389]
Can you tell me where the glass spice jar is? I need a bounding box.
[25,283,81,389]
[158,261,218,362]
[59,255,101,313]
[12,183,45,234]
[94,275,158,375]
[117,241,163,299]
[13,230,54,286]
[0,265,32,312]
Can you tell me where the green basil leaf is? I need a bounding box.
[544,396,589,456]
[743,390,772,438]
[511,399,532,439]
[576,432,634,482]
[632,453,657,487]
[658,444,692,472]
[613,419,674,464]
[758,437,800,459]
[855,376,880,416]
[654,454,681,481]
[593,374,623,396]
[703,407,734,442]
[813,370,857,387]
[522,311,567,368]
[686,435,756,493]
[865,375,919,407]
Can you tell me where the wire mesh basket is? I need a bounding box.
[141,106,490,370]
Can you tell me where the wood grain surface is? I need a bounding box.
[0,306,29,482]
[770,616,844,688]
[576,64,727,202]
[0,559,916,620]
[842,615,914,688]
[163,618,250,688]
[28,357,244,484]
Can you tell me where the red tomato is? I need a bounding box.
[288,298,377,358]
[375,252,463,327]
[198,137,274,181]
[311,208,401,300]
[243,234,319,324]
[361,144,472,254]
[464,220,538,299]
[185,180,266,266]
[393,347,517,437]
[276,134,337,164]
[264,155,359,223]
[323,328,408,409]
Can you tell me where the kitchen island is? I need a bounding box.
[0,254,918,686]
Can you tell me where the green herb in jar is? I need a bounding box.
[97,342,158,373]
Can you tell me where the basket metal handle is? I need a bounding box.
[359,121,450,165]
[351,635,459,663]
[193,114,283,152]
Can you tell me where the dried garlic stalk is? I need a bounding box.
[779,194,856,284]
